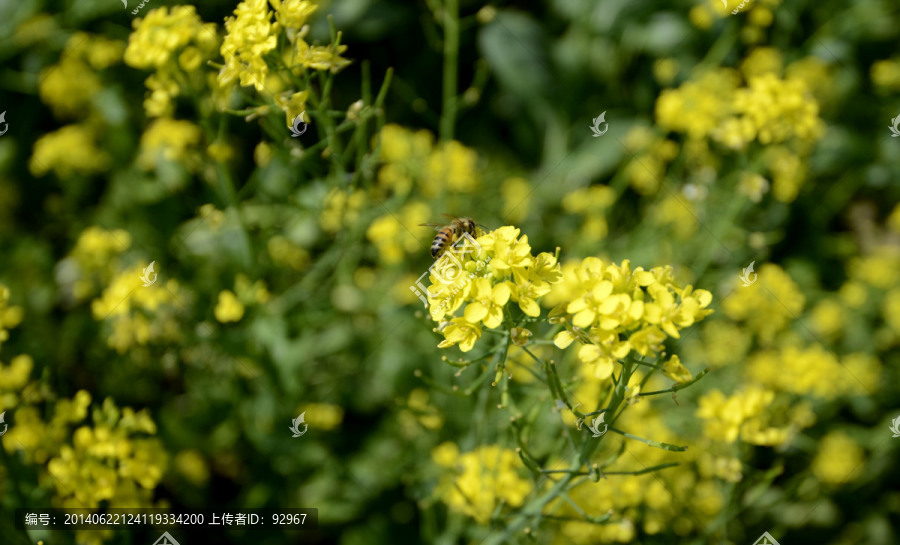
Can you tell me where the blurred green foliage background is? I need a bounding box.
[1,0,900,544]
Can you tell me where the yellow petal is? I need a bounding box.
[464,302,489,324]
[554,330,575,349]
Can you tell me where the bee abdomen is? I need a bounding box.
[431,231,451,257]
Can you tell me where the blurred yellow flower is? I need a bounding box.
[30,125,111,177]
[218,0,278,91]
[303,403,345,431]
[433,444,530,524]
[137,118,203,171]
[811,431,865,486]
[722,263,804,344]
[215,290,245,323]
[174,449,210,485]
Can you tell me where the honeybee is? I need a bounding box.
[419,214,481,258]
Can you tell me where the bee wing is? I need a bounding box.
[418,223,446,231]
[440,213,463,222]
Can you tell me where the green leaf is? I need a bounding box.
[478,11,552,102]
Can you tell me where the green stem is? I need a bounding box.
[440,0,459,141]
[637,368,710,397]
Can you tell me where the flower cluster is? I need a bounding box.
[4,389,167,517]
[137,118,204,172]
[548,258,713,380]
[366,202,433,264]
[30,124,111,178]
[374,124,481,197]
[722,263,804,344]
[38,32,124,118]
[90,265,183,353]
[696,386,814,446]
[747,345,879,399]
[214,274,271,323]
[811,431,865,486]
[552,400,725,542]
[124,6,219,118]
[560,185,617,240]
[0,284,24,353]
[218,0,349,93]
[653,50,828,202]
[431,443,531,524]
[425,226,561,352]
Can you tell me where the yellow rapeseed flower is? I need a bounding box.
[215,290,245,323]
[811,431,865,486]
[218,0,278,91]
[30,125,111,177]
[433,444,531,524]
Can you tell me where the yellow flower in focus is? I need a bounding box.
[477,226,534,274]
[464,278,511,328]
[662,354,692,383]
[437,317,482,352]
[811,431,865,486]
[294,39,351,72]
[509,269,552,317]
[269,0,317,28]
[125,7,214,69]
[215,290,245,323]
[30,125,111,177]
[274,91,309,128]
[218,0,278,91]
